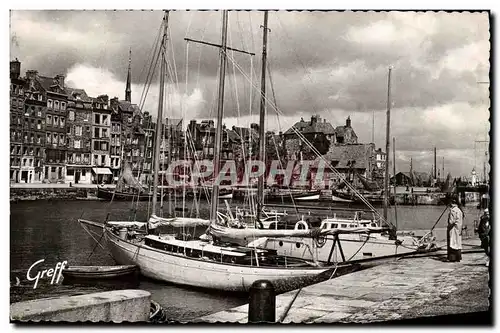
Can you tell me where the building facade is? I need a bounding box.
[91,95,112,184]
[110,108,122,181]
[10,60,28,183]
[65,88,93,184]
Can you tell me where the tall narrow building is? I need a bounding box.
[125,48,132,102]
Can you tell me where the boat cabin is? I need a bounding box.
[142,235,301,267]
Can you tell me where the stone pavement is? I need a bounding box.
[198,250,490,323]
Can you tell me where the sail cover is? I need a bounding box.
[148,215,211,229]
[208,223,388,242]
[120,162,145,191]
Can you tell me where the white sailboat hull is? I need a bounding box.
[105,229,330,292]
[295,194,320,201]
[264,234,419,263]
[332,195,353,203]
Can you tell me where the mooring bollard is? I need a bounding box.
[248,280,276,323]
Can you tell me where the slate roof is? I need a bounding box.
[66,87,93,102]
[118,100,142,116]
[37,75,66,95]
[314,144,372,169]
[284,116,336,136]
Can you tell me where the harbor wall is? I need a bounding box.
[10,289,151,322]
[10,187,95,201]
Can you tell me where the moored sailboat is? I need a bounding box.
[80,11,337,293]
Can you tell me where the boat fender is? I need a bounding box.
[294,220,309,230]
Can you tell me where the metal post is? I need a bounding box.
[248,280,275,323]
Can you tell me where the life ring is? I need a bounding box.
[294,220,309,230]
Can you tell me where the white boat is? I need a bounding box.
[262,216,434,263]
[102,223,331,292]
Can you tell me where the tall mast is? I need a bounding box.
[434,146,437,183]
[383,67,392,225]
[393,137,398,231]
[257,11,269,221]
[210,10,229,224]
[152,11,169,216]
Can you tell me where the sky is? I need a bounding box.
[9,10,490,178]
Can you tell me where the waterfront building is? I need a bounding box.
[141,111,155,186]
[9,59,30,183]
[334,116,358,145]
[283,115,336,160]
[24,70,69,183]
[187,120,216,159]
[65,88,93,184]
[110,107,122,181]
[91,95,112,184]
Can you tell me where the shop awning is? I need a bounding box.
[92,167,112,175]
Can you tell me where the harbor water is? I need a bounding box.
[10,200,481,321]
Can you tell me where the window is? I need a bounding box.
[47,115,52,125]
[100,155,105,165]
[54,116,59,127]
[67,169,74,176]
[54,101,59,110]
[101,142,108,151]
[94,114,100,124]
[59,134,64,145]
[102,129,108,138]
[37,120,42,130]
[37,107,42,117]
[103,115,108,125]
[74,140,81,149]
[47,133,51,144]
[47,100,53,109]
[60,117,65,128]
[128,117,132,124]
[61,102,66,110]
[68,111,74,121]
[132,138,138,145]
[75,154,81,163]
[84,154,89,163]
[94,128,99,138]
[94,155,98,163]
[75,126,82,136]
[38,95,42,102]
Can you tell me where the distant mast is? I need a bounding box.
[383,67,392,226]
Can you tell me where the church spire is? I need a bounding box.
[125,48,132,102]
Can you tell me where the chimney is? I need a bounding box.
[110,97,119,109]
[10,59,21,79]
[26,70,38,81]
[311,115,320,124]
[346,116,351,127]
[97,94,109,105]
[324,119,326,123]
[55,74,65,88]
[250,123,259,131]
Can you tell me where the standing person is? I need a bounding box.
[478,208,490,266]
[447,199,464,262]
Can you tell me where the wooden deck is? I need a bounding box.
[198,239,490,324]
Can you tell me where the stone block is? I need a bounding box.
[10,289,150,322]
